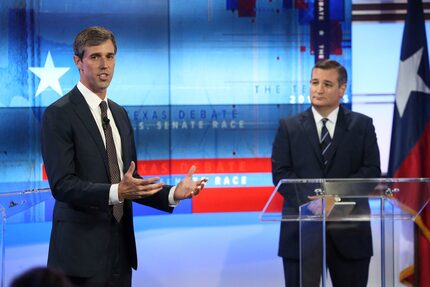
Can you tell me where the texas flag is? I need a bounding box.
[388,0,430,286]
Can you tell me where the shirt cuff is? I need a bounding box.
[168,186,179,207]
[109,183,122,205]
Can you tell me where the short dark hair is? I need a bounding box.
[73,26,117,59]
[312,59,347,87]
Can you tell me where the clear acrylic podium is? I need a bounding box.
[0,182,52,287]
[260,178,430,287]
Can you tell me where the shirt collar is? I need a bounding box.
[77,81,109,111]
[311,106,339,125]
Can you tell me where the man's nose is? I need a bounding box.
[99,57,108,68]
[316,84,324,93]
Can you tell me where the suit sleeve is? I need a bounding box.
[121,108,173,213]
[41,105,111,209]
[349,117,381,179]
[271,119,301,202]
[271,119,299,185]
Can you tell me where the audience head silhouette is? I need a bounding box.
[10,267,73,287]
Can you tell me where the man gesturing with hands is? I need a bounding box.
[41,26,207,287]
[119,162,203,201]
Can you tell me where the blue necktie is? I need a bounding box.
[320,118,331,166]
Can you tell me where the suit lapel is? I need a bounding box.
[69,87,110,174]
[326,106,350,170]
[300,108,325,169]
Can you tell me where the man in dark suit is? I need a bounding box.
[271,59,381,287]
[41,26,207,287]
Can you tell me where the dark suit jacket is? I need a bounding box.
[271,106,381,259]
[41,86,173,277]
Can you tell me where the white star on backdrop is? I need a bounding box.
[29,51,70,97]
[395,47,430,117]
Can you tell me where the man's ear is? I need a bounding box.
[339,83,347,97]
[73,55,82,71]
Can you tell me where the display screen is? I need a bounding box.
[0,0,351,218]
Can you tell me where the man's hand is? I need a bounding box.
[118,161,165,200]
[307,195,335,216]
[174,165,208,201]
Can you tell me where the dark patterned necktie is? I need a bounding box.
[100,101,123,222]
[320,118,332,166]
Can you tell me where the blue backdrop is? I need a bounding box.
[0,0,351,218]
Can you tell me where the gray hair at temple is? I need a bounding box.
[312,59,348,87]
[73,26,117,59]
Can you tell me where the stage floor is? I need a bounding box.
[4,212,283,287]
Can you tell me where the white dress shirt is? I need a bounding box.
[311,106,339,142]
[77,82,178,206]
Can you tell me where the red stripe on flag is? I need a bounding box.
[137,158,271,176]
[394,123,430,210]
[191,186,276,213]
[394,123,430,287]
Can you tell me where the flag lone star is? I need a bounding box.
[395,47,430,117]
